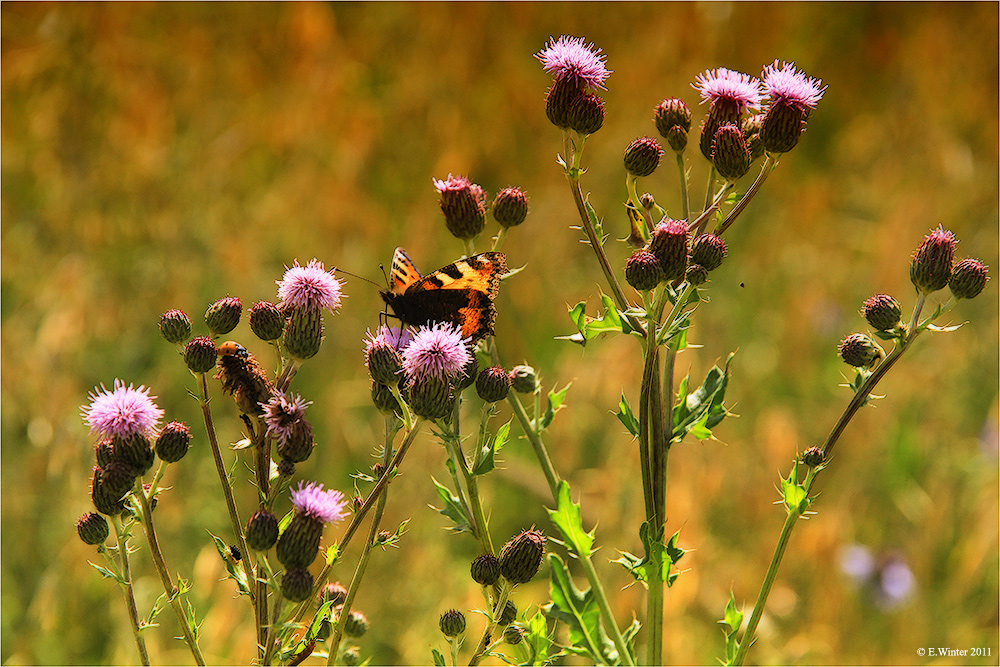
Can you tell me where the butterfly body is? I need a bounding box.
[380,248,507,343]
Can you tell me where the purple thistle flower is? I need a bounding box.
[365,325,412,352]
[290,481,348,525]
[693,68,762,113]
[762,61,826,112]
[262,391,312,444]
[402,322,472,382]
[535,36,612,91]
[82,379,164,440]
[276,259,344,314]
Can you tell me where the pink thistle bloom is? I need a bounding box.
[535,35,612,91]
[277,259,344,314]
[365,326,412,353]
[762,61,826,111]
[693,68,762,113]
[262,391,312,444]
[401,322,472,382]
[82,379,164,440]
[290,481,348,525]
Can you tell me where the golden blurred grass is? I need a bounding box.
[1,3,997,665]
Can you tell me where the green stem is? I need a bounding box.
[702,165,717,214]
[714,156,777,237]
[504,391,560,498]
[578,549,637,667]
[135,484,206,665]
[468,580,512,666]
[676,153,690,223]
[626,174,653,233]
[112,517,150,666]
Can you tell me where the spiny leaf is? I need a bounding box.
[429,477,474,534]
[615,394,640,438]
[538,383,571,432]
[547,481,594,557]
[542,554,615,665]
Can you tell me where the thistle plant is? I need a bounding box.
[72,33,990,667]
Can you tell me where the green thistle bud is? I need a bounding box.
[499,529,546,584]
[155,421,192,463]
[691,233,728,271]
[76,512,110,545]
[761,101,806,154]
[435,176,487,241]
[91,460,136,516]
[95,438,114,468]
[276,513,323,569]
[624,136,664,178]
[343,610,369,638]
[654,98,692,146]
[471,553,501,586]
[568,92,605,136]
[625,250,665,292]
[545,78,580,129]
[439,609,467,637]
[246,510,279,551]
[700,98,741,161]
[113,434,154,476]
[496,599,517,626]
[249,301,285,342]
[277,459,296,478]
[206,296,242,336]
[277,420,314,464]
[949,258,989,299]
[838,333,882,368]
[509,365,538,394]
[800,446,825,468]
[861,294,902,332]
[712,123,751,182]
[280,567,314,603]
[455,355,479,391]
[647,219,690,282]
[910,227,956,295]
[407,376,454,420]
[371,382,402,417]
[159,309,192,344]
[686,263,708,286]
[284,308,324,360]
[366,340,403,386]
[504,625,524,646]
[492,187,530,228]
[184,336,219,374]
[741,113,765,162]
[476,366,512,403]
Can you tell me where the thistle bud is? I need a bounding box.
[113,435,155,476]
[455,355,479,392]
[371,382,402,417]
[838,333,882,368]
[366,339,403,386]
[504,625,524,645]
[91,460,136,516]
[277,420,314,464]
[624,136,664,178]
[246,510,279,551]
[280,567,314,603]
[949,258,989,299]
[699,98,741,161]
[155,421,192,463]
[76,512,110,545]
[568,92,605,136]
[691,233,728,271]
[249,301,285,342]
[761,101,807,154]
[647,219,690,282]
[159,309,192,344]
[509,365,538,394]
[343,610,369,638]
[471,553,501,586]
[712,123,751,182]
[476,366,512,403]
[277,459,296,478]
[625,250,665,292]
[654,98,692,148]
[686,264,708,286]
[94,438,115,468]
[861,295,902,332]
[499,529,546,584]
[184,336,218,373]
[910,227,956,294]
[492,187,530,228]
[742,113,765,162]
[284,308,324,360]
[545,78,580,129]
[342,647,360,666]
[496,599,517,626]
[275,513,323,569]
[319,581,349,606]
[205,296,242,336]
[407,376,454,420]
[800,446,825,467]
[439,609,467,637]
[435,175,487,241]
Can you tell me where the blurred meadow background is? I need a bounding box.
[2,3,998,665]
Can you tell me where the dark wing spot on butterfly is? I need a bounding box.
[440,263,464,280]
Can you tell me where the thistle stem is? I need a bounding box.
[676,153,691,223]
[112,517,150,666]
[715,155,777,237]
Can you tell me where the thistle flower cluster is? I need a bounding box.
[434,175,530,241]
[276,258,344,360]
[537,36,611,136]
[275,481,348,601]
[262,391,315,466]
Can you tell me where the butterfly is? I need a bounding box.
[380,247,508,343]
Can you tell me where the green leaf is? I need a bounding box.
[615,394,640,438]
[523,609,555,665]
[431,648,447,666]
[429,477,473,534]
[781,467,809,514]
[671,353,733,442]
[719,591,744,665]
[538,383,571,432]
[613,523,679,588]
[473,420,511,476]
[542,554,615,665]
[584,197,608,246]
[562,297,630,345]
[209,531,250,596]
[547,481,594,557]
[88,561,127,585]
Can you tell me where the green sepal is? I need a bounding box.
[547,481,594,557]
[781,466,810,514]
[542,553,616,665]
[429,477,474,534]
[615,393,640,438]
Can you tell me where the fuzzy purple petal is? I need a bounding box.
[277,259,344,314]
[693,68,762,112]
[762,61,826,111]
[82,379,164,440]
[535,36,612,90]
[290,482,348,525]
[401,322,472,382]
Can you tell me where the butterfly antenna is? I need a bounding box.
[334,268,383,289]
